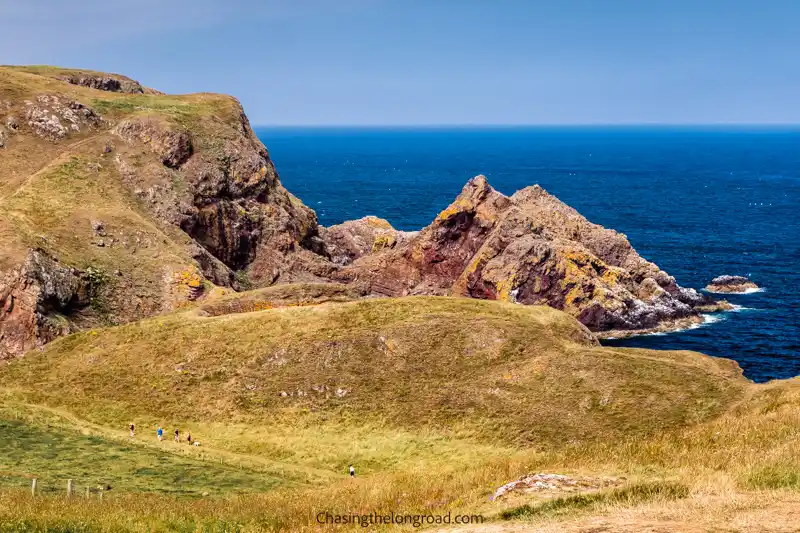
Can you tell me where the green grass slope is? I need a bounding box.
[0,417,281,495]
[0,296,746,447]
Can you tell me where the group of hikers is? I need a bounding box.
[128,423,197,445]
[127,424,356,475]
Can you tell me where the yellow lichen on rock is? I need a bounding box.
[172,267,204,302]
[364,216,393,229]
[495,274,518,302]
[372,232,397,252]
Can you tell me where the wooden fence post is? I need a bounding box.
[67,479,73,497]
[31,478,37,496]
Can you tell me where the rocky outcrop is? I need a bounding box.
[706,275,760,294]
[0,65,737,355]
[335,176,730,335]
[0,250,90,359]
[492,473,621,501]
[59,73,145,94]
[320,216,416,265]
[112,103,328,285]
[113,117,192,168]
[23,95,102,141]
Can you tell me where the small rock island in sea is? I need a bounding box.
[706,275,760,294]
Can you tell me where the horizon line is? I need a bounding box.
[253,123,800,129]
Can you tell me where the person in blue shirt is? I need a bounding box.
[157,427,164,441]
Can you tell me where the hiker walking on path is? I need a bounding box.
[186,431,192,444]
[157,426,163,441]
[174,429,180,443]
[129,423,135,437]
[349,464,355,478]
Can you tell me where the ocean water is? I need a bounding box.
[256,127,800,383]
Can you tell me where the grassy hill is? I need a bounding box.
[3,291,797,531]
[1,296,744,446]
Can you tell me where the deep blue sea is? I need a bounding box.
[256,127,800,383]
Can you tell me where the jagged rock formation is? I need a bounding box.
[334,176,730,334]
[112,106,332,285]
[706,275,760,294]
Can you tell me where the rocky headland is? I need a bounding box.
[0,66,733,357]
[333,176,731,336]
[706,275,760,294]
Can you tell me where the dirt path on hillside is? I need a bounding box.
[0,134,103,203]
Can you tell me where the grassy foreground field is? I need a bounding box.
[1,294,799,531]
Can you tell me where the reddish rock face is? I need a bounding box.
[333,176,728,333]
[0,251,89,359]
[111,102,327,287]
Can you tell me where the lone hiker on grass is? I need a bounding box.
[157,426,164,442]
[129,423,135,437]
[174,429,180,443]
[349,464,355,478]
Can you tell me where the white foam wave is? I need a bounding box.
[729,304,759,312]
[638,314,725,337]
[701,314,724,326]
[741,287,765,294]
[705,287,765,295]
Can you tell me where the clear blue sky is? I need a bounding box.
[2,0,799,125]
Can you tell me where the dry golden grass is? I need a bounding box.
[2,294,795,531]
[0,297,745,446]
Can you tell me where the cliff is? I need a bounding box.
[0,66,329,358]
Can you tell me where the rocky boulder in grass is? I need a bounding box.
[491,473,622,501]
